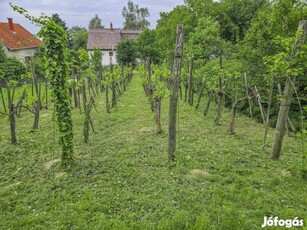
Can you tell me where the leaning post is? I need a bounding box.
[271,20,307,160]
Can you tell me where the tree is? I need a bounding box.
[184,0,264,43]
[0,51,26,143]
[122,0,150,29]
[0,42,6,63]
[136,29,161,63]
[69,26,89,50]
[156,5,196,62]
[0,57,26,84]
[185,17,223,106]
[89,14,104,29]
[116,39,137,66]
[51,14,73,48]
[90,47,103,92]
[186,17,222,60]
[270,20,307,160]
[52,13,68,31]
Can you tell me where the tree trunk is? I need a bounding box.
[7,88,17,144]
[155,97,162,134]
[214,63,223,125]
[179,79,182,100]
[16,89,26,117]
[214,91,224,125]
[0,86,7,113]
[184,79,188,102]
[255,85,266,124]
[110,58,117,108]
[188,57,194,106]
[30,58,41,129]
[204,91,213,116]
[244,72,253,117]
[73,86,78,108]
[229,97,246,134]
[82,80,89,143]
[106,83,110,113]
[271,20,307,160]
[147,59,155,112]
[32,85,41,129]
[277,83,294,133]
[168,25,183,162]
[264,77,274,147]
[45,79,48,109]
[196,81,205,110]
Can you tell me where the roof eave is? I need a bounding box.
[6,45,42,51]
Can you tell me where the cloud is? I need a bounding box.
[0,0,184,34]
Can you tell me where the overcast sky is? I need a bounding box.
[0,0,185,34]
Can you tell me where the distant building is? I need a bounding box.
[87,23,142,66]
[0,18,43,61]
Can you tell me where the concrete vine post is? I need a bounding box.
[271,20,307,160]
[168,25,183,161]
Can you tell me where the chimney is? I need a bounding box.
[110,22,113,32]
[8,18,15,31]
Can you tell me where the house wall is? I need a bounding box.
[89,50,118,66]
[4,47,39,61]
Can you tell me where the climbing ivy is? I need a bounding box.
[11,4,74,168]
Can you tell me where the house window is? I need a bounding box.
[109,52,113,57]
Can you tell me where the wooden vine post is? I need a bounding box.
[271,20,307,160]
[110,56,117,108]
[30,58,41,129]
[7,88,17,144]
[244,72,253,118]
[168,25,183,161]
[187,57,194,106]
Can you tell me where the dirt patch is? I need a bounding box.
[281,169,292,177]
[139,127,154,133]
[44,159,60,170]
[187,169,221,183]
[55,172,67,178]
[190,169,211,176]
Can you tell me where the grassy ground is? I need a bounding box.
[0,76,306,229]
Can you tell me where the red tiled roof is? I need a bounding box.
[0,22,42,50]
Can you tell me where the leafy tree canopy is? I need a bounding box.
[0,56,26,84]
[136,29,161,63]
[52,13,68,31]
[69,26,89,50]
[122,0,150,29]
[186,17,222,60]
[89,14,104,29]
[116,39,137,66]
[0,42,6,63]
[156,5,196,61]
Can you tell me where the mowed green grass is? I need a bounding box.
[0,76,306,229]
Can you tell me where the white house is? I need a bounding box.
[87,23,142,66]
[0,18,42,61]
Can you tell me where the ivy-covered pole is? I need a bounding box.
[11,4,75,167]
[41,21,74,167]
[168,25,183,161]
